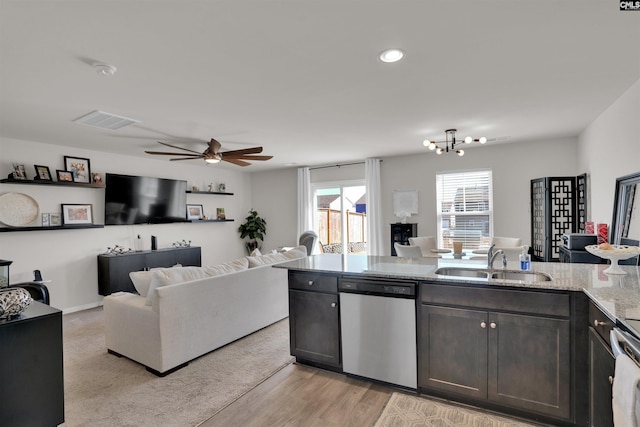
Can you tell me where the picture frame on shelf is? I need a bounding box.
[92,173,104,185]
[186,204,204,220]
[49,213,62,226]
[12,163,27,180]
[61,204,93,225]
[56,170,74,182]
[34,165,52,181]
[42,213,50,227]
[216,208,226,220]
[64,156,91,183]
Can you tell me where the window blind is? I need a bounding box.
[436,170,493,250]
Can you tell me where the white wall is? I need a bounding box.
[578,78,640,226]
[0,137,253,312]
[251,138,579,256]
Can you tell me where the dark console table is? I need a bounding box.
[0,301,64,426]
[97,246,201,295]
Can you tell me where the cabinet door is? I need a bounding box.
[98,253,146,295]
[289,289,341,367]
[175,247,201,267]
[419,304,488,399]
[146,251,177,269]
[488,312,571,419]
[589,328,614,427]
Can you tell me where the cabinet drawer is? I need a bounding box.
[589,300,614,346]
[421,283,570,317]
[289,272,338,293]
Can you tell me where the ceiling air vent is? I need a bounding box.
[73,110,140,130]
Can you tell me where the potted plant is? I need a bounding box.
[238,209,267,253]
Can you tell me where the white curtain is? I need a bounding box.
[297,167,312,239]
[365,158,384,255]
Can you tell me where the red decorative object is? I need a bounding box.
[597,223,608,244]
[585,221,594,234]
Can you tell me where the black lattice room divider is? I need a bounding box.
[531,175,587,262]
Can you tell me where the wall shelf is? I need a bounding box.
[0,224,104,233]
[186,190,234,196]
[0,178,105,189]
[187,219,235,223]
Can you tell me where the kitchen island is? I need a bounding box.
[275,254,640,427]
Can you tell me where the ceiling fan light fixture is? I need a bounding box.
[436,147,444,155]
[457,149,465,156]
[205,154,222,164]
[464,136,472,144]
[423,128,492,157]
[479,136,488,144]
[379,48,405,63]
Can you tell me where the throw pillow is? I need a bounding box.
[250,248,262,257]
[283,245,307,259]
[246,252,288,268]
[202,258,249,276]
[129,264,183,297]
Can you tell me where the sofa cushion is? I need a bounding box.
[145,267,211,306]
[202,257,249,276]
[246,245,307,268]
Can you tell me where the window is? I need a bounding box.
[436,170,493,250]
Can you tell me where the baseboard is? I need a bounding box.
[62,301,103,314]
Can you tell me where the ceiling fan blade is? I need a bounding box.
[221,147,263,156]
[157,141,203,155]
[209,138,223,154]
[224,155,273,161]
[169,157,203,161]
[145,151,203,156]
[223,158,251,167]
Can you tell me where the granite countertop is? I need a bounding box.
[276,254,640,334]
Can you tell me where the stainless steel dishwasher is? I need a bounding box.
[339,278,417,389]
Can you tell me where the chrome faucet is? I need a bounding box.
[487,244,507,269]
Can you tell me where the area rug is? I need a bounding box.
[62,307,294,427]
[374,392,542,427]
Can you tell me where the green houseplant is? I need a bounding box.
[238,209,267,253]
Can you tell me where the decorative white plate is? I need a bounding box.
[585,244,640,275]
[431,248,451,253]
[0,192,40,227]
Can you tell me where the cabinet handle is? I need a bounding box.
[594,319,608,327]
[480,321,487,328]
[490,322,497,329]
[307,280,314,286]
[330,302,337,308]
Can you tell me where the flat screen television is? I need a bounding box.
[105,173,187,225]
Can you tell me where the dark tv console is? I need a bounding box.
[97,246,201,295]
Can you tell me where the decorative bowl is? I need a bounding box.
[585,244,640,275]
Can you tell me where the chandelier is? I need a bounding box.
[423,128,487,157]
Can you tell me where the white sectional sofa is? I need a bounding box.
[103,246,306,375]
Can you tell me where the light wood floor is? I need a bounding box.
[198,362,396,427]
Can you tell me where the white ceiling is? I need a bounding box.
[1,0,639,172]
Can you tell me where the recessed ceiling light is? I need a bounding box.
[379,48,405,63]
[93,62,117,76]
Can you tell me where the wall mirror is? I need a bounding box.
[611,171,640,245]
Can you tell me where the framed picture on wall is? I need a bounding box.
[186,204,204,220]
[61,204,93,225]
[34,165,52,181]
[64,156,91,183]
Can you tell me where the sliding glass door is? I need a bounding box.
[313,181,366,254]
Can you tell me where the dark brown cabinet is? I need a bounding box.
[288,271,341,369]
[97,246,201,295]
[588,301,615,427]
[419,283,572,422]
[391,223,417,255]
[0,302,64,426]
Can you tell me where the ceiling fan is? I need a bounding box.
[145,138,273,167]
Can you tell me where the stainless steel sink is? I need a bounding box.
[434,267,491,279]
[434,267,552,282]
[489,270,553,282]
